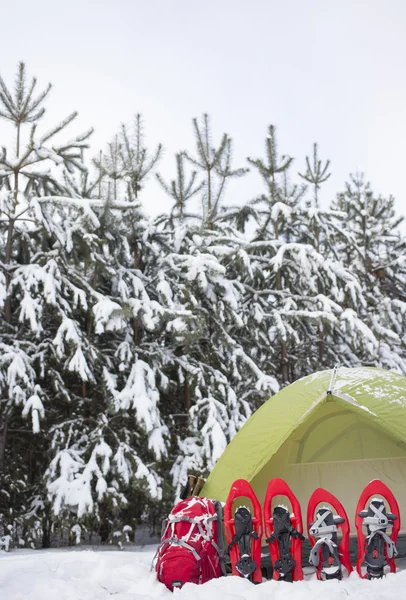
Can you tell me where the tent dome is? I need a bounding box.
[201,367,406,531]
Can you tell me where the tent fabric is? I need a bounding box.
[201,367,406,530]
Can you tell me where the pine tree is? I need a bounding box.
[247,124,294,241]
[156,153,204,222]
[244,130,366,383]
[332,174,406,371]
[153,145,279,495]
[246,125,299,381]
[298,142,331,252]
[154,219,279,496]
[119,113,162,200]
[298,143,331,208]
[183,114,247,227]
[93,114,162,204]
[0,65,168,547]
[298,143,333,367]
[0,63,92,479]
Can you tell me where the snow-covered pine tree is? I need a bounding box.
[245,126,302,382]
[296,143,361,371]
[332,173,406,372]
[43,171,173,540]
[0,65,171,547]
[298,143,331,251]
[183,114,248,227]
[166,221,282,495]
[120,114,163,199]
[0,61,94,546]
[296,145,391,373]
[154,137,278,497]
[156,152,204,222]
[244,129,366,383]
[94,114,163,203]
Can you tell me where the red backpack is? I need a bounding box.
[155,496,225,591]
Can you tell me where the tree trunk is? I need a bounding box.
[133,245,140,344]
[184,379,191,412]
[0,413,9,472]
[207,168,212,225]
[133,319,139,345]
[281,341,289,383]
[4,218,15,323]
[98,150,102,198]
[318,324,324,365]
[42,517,51,549]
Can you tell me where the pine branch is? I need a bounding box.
[40,111,78,144]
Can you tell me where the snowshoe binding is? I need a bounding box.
[264,478,305,582]
[307,488,352,580]
[308,508,344,579]
[358,499,398,578]
[266,505,305,582]
[224,479,263,583]
[356,480,400,579]
[228,507,259,579]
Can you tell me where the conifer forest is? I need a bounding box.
[1,63,405,549]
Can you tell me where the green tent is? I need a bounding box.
[201,367,406,531]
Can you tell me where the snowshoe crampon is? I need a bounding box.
[264,478,305,582]
[356,479,400,579]
[224,479,262,583]
[307,488,352,580]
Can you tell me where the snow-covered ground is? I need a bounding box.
[1,546,406,599]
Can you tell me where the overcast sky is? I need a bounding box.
[1,0,406,222]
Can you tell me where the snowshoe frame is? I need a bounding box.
[224,479,263,583]
[355,479,400,578]
[307,488,352,580]
[264,478,305,582]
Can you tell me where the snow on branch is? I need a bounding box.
[104,360,168,460]
[22,388,45,433]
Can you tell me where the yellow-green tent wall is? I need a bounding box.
[201,367,406,531]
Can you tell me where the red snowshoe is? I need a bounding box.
[224,479,263,583]
[264,478,305,582]
[356,479,400,579]
[307,488,352,580]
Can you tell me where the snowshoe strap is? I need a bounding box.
[309,536,339,568]
[228,509,259,550]
[228,529,259,549]
[309,510,339,539]
[266,510,305,543]
[228,529,259,547]
[361,501,396,531]
[366,530,398,559]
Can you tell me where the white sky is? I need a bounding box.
[1,0,406,222]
